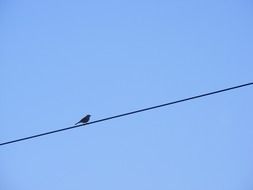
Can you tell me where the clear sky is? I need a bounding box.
[1,0,253,189]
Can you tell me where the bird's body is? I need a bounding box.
[75,114,91,125]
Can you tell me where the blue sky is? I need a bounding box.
[1,0,253,189]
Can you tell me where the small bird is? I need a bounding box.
[75,114,91,125]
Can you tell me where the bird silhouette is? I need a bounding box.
[75,114,91,125]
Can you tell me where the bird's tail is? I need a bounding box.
[75,122,80,125]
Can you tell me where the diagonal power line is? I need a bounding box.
[1,82,253,146]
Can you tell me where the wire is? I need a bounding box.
[1,82,252,146]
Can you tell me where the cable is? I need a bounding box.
[1,82,252,146]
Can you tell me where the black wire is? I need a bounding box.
[1,82,252,146]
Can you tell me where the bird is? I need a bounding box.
[75,114,91,125]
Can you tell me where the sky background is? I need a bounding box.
[1,0,253,189]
